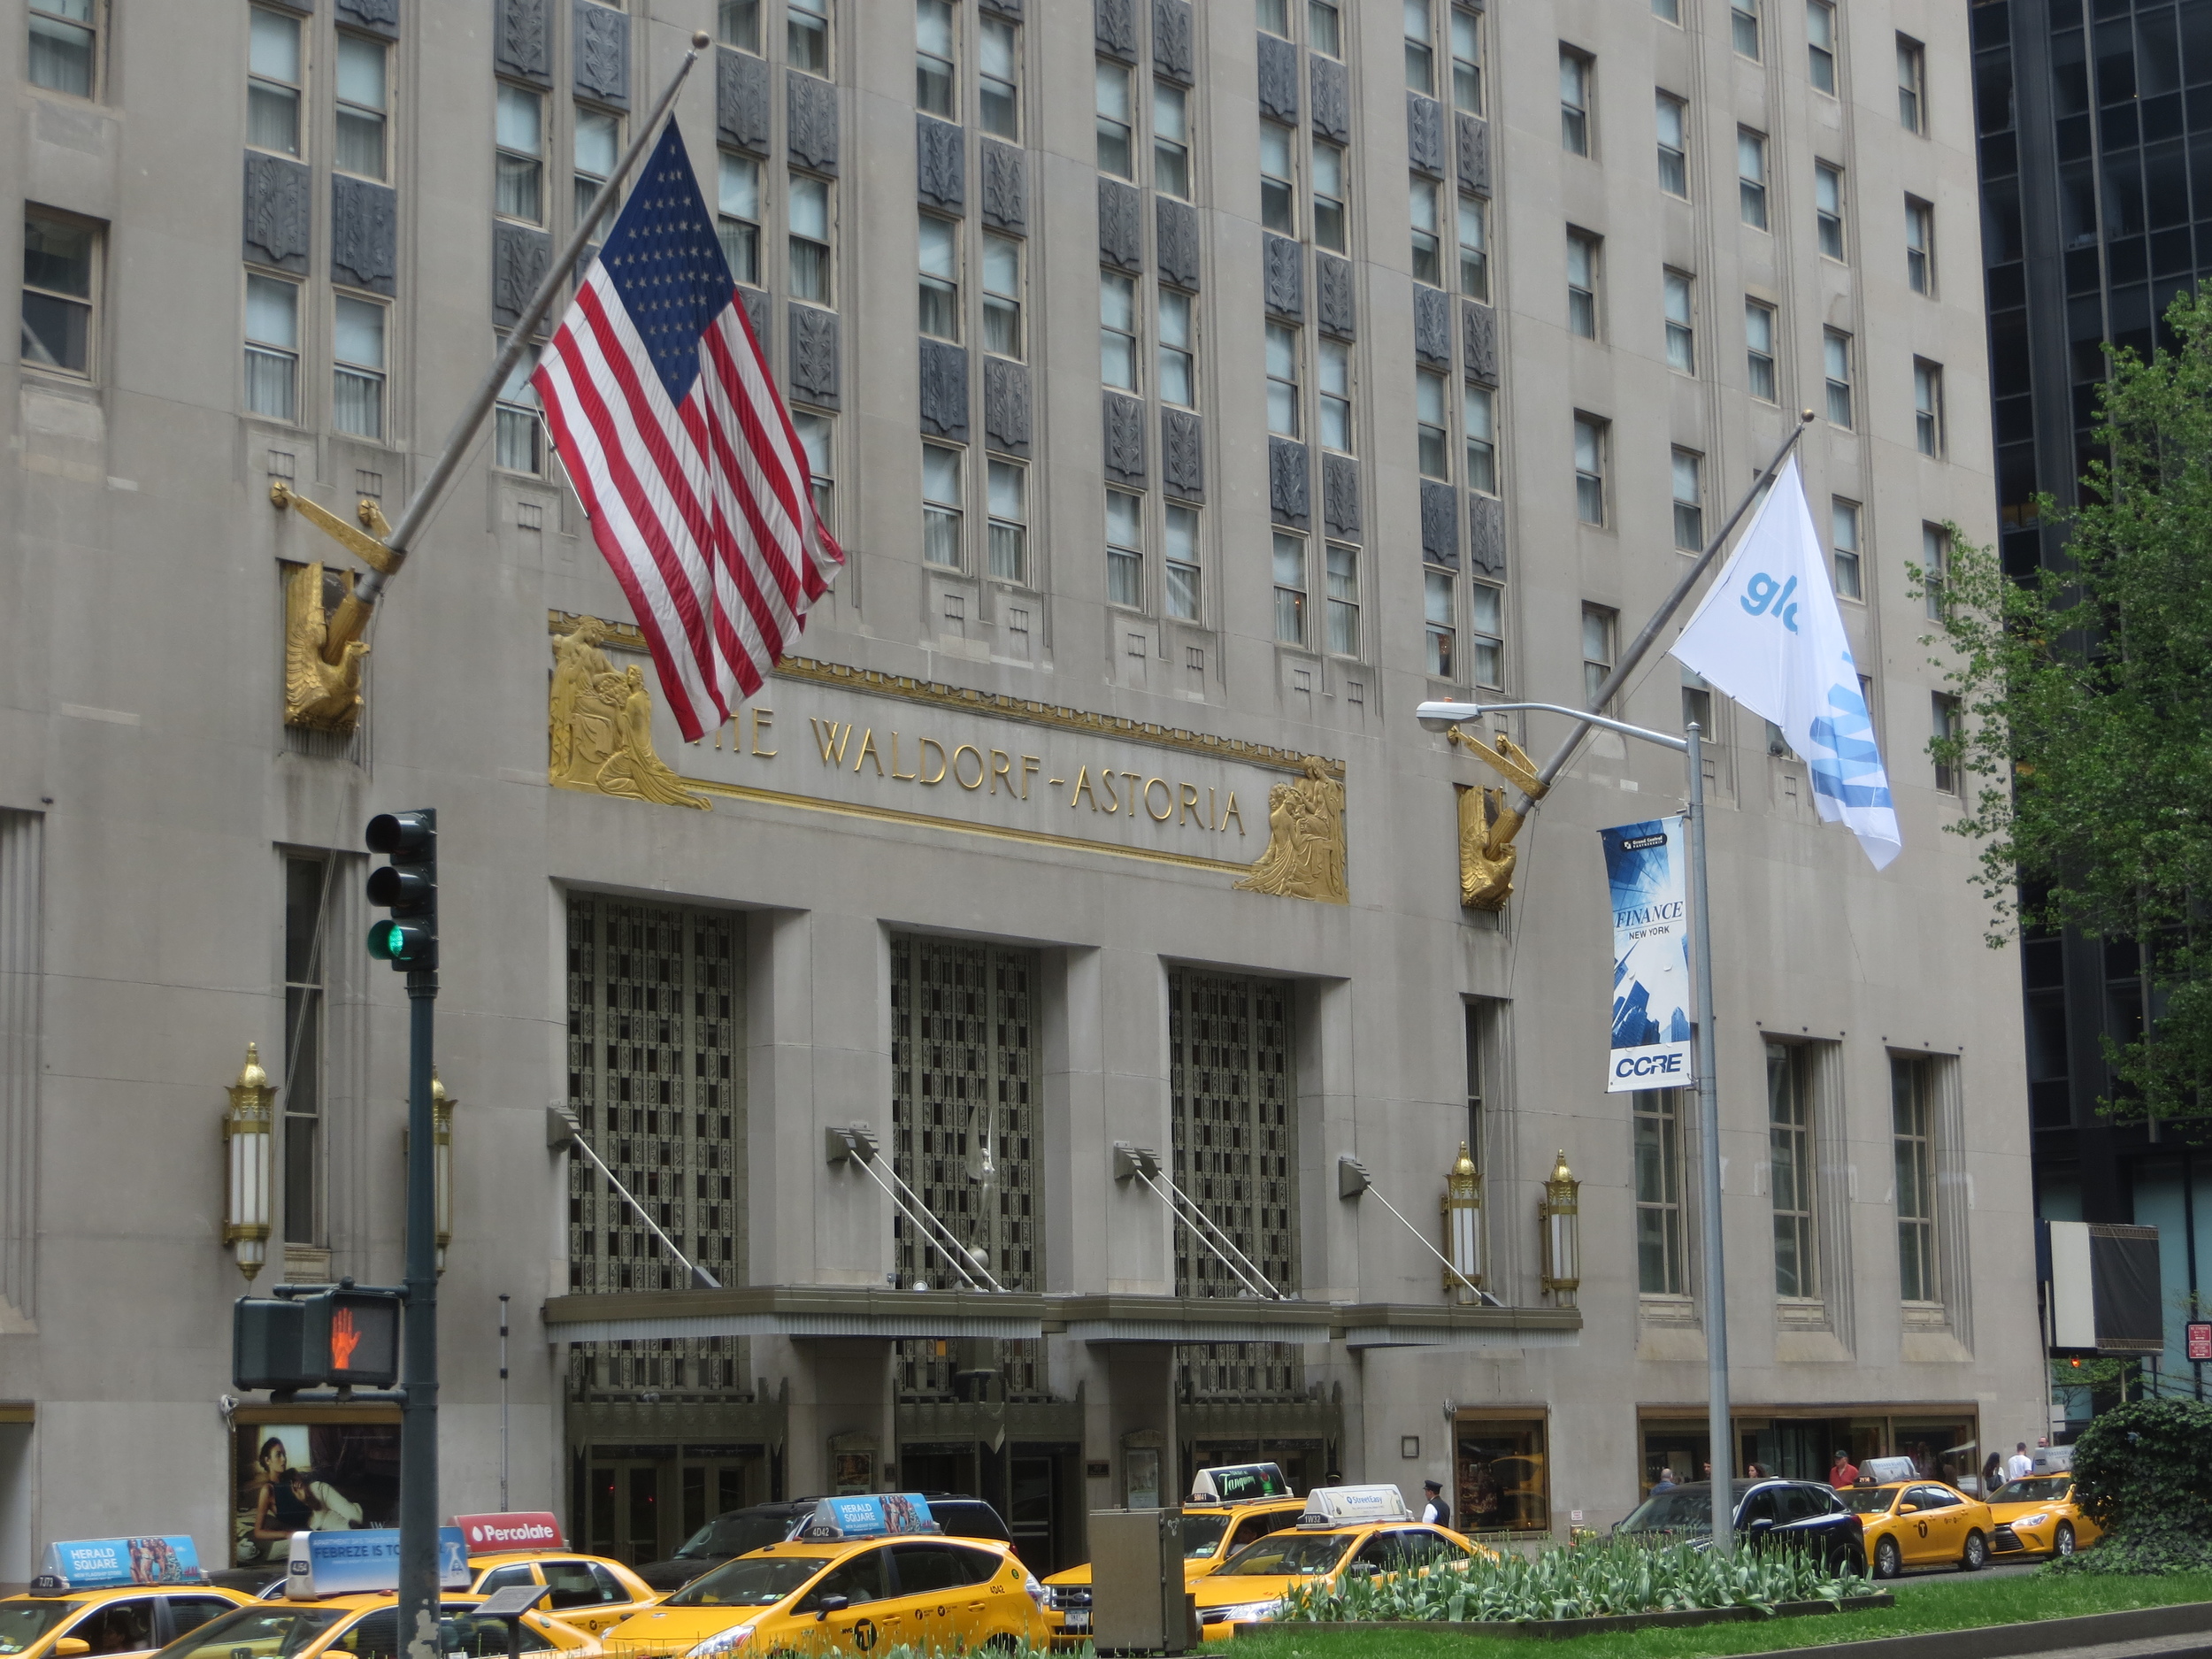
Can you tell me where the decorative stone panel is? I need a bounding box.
[789,303,839,407]
[981,142,1026,232]
[718,49,770,153]
[1099,179,1143,271]
[335,0,398,37]
[1408,93,1444,177]
[1323,453,1359,537]
[1269,438,1310,527]
[243,153,311,272]
[1463,300,1498,384]
[495,0,550,82]
[1162,408,1202,500]
[919,340,969,442]
[1104,393,1147,485]
[1421,480,1460,566]
[330,175,396,296]
[738,286,769,349]
[787,72,839,173]
[1153,0,1193,81]
[1095,0,1136,60]
[1257,35,1299,122]
[573,0,629,106]
[1263,234,1302,319]
[1310,55,1350,143]
[1456,113,1491,195]
[984,357,1031,457]
[918,116,964,210]
[1470,494,1506,576]
[492,222,549,327]
[1315,251,1354,338]
[1414,284,1450,367]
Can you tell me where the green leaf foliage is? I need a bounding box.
[2044,1399,2212,1575]
[1921,288,2212,1121]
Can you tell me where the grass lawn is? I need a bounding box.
[1214,1570,2212,1659]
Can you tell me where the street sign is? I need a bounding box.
[2188,1321,2212,1362]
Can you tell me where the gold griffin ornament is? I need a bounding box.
[1234,755,1348,903]
[283,563,369,733]
[1452,727,1545,911]
[549,618,711,810]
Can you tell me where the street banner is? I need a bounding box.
[1601,818,1694,1094]
[286,1526,469,1597]
[37,1536,204,1589]
[1668,457,1902,870]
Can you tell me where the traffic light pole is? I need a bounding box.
[399,964,440,1659]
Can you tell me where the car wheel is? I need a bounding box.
[1875,1537,1902,1580]
[2055,1523,2076,1558]
[1961,1530,1988,1572]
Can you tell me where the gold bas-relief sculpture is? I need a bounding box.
[283,562,370,733]
[1234,755,1348,904]
[1451,727,1547,911]
[549,617,711,810]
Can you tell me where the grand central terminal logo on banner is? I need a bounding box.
[547,613,1348,903]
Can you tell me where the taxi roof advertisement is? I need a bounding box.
[455,1511,565,1552]
[39,1535,204,1589]
[287,1526,471,1596]
[816,1494,936,1538]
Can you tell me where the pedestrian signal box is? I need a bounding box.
[234,1286,403,1392]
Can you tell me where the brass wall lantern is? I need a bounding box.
[222,1043,276,1282]
[1441,1142,1483,1302]
[1539,1150,1581,1305]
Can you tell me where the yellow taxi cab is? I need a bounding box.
[1187,1486,1487,1640]
[596,1494,1048,1659]
[1835,1479,1995,1577]
[1039,1464,1305,1646]
[1985,1474,2103,1560]
[456,1515,660,1636]
[2,1533,257,1659]
[141,1593,595,1659]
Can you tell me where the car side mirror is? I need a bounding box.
[1897,1503,1918,1515]
[55,1640,90,1656]
[814,1595,849,1622]
[1747,1518,1775,1535]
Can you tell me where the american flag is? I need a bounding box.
[534,122,841,742]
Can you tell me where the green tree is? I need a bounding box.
[1924,289,2212,1121]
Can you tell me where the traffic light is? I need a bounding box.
[233,1286,403,1392]
[365,809,436,971]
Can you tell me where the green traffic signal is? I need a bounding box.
[365,808,437,972]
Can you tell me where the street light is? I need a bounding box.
[1417,697,1733,1554]
[222,1044,276,1283]
[1539,1151,1581,1305]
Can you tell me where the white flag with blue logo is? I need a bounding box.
[1667,457,1902,870]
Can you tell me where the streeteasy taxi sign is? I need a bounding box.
[1299,1486,1410,1527]
[36,1536,205,1589]
[286,1527,471,1597]
[455,1512,565,1552]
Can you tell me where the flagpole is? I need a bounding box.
[327,30,713,640]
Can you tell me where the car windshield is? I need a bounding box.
[1836,1486,1901,1516]
[670,1556,831,1608]
[0,1604,82,1656]
[1618,1483,1756,1532]
[1215,1534,1356,1578]
[149,1606,348,1659]
[1181,1516,1233,1560]
[1990,1478,2070,1504]
[677,1515,797,1560]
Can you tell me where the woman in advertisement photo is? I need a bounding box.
[238,1427,376,1563]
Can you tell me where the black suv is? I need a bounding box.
[633,1493,1013,1591]
[1615,1479,1868,1576]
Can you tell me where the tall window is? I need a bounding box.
[1405,0,1436,94]
[1258,0,1289,37]
[1456,195,1488,297]
[987,458,1026,582]
[21,210,94,377]
[1560,50,1591,155]
[1107,489,1142,607]
[916,0,954,118]
[250,8,303,156]
[1409,179,1441,284]
[1905,197,1934,294]
[788,0,830,75]
[1096,60,1133,178]
[244,273,300,419]
[1892,1057,1938,1303]
[1767,1043,1816,1300]
[1158,287,1194,403]
[1464,384,1496,494]
[28,0,96,96]
[1824,328,1854,426]
[1581,604,1616,703]
[922,442,962,567]
[795,410,833,519]
[575,105,619,227]
[1425,567,1455,678]
[1921,524,1949,618]
[1265,321,1300,436]
[1310,0,1341,57]
[1654,0,1680,21]
[1261,124,1297,234]
[1807,0,1837,93]
[332,296,386,440]
[1272,533,1308,645]
[1416,370,1448,478]
[1897,35,1925,133]
[719,0,760,51]
[1932,693,1961,792]
[1470,582,1502,687]
[1566,230,1600,339]
[1663,269,1694,372]
[1165,503,1201,620]
[1732,0,1760,58]
[1671,449,1703,550]
[979,13,1018,139]
[1815,162,1845,259]
[1313,142,1347,251]
[1832,498,1863,598]
[918,213,959,339]
[1101,271,1138,389]
[1915,359,1944,455]
[282,855,330,1248]
[1573,416,1606,526]
[1326,544,1360,656]
[1634,1090,1685,1296]
[718,151,763,284]
[984,233,1022,357]
[335,35,388,180]
[495,340,543,473]
[1746,299,1778,401]
[1451,7,1483,112]
[496,85,546,222]
[1318,339,1352,450]
[788,173,831,302]
[1155,81,1191,199]
[1738,129,1768,227]
[1655,93,1687,196]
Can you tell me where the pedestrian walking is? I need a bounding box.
[1829,1448,1859,1488]
[1980,1452,2003,1493]
[2006,1441,2035,1480]
[1652,1468,1678,1491]
[1420,1479,1452,1528]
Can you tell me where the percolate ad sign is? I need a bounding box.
[1600,818,1694,1093]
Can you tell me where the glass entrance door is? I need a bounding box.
[588,1457,666,1566]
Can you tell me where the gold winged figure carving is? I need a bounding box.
[1451,727,1545,911]
[1234,755,1348,904]
[548,618,710,810]
[283,562,369,733]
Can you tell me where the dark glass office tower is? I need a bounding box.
[1972,0,2211,1412]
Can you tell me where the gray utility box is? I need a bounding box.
[1090,1507,1194,1655]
